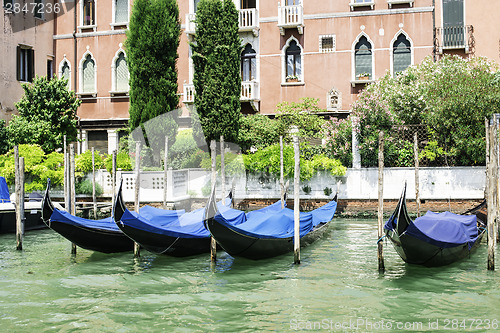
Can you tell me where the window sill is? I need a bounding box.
[78,25,97,33]
[77,92,97,98]
[387,0,413,8]
[350,79,374,87]
[110,22,129,30]
[349,2,375,10]
[110,91,129,97]
[282,81,305,86]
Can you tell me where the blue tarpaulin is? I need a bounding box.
[119,201,245,239]
[50,209,120,232]
[0,177,10,203]
[385,210,479,249]
[214,199,338,239]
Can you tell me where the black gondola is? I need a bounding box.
[113,181,233,257]
[384,184,487,267]
[0,176,45,233]
[42,179,134,253]
[205,188,338,260]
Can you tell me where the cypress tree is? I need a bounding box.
[126,0,180,161]
[192,0,241,146]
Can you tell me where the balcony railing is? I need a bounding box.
[185,13,196,35]
[183,82,259,103]
[239,8,259,36]
[435,25,474,53]
[277,4,304,35]
[183,84,195,104]
[241,81,259,101]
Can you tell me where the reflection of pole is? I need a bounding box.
[293,135,300,265]
[377,132,385,272]
[163,137,169,209]
[134,142,141,258]
[414,133,421,218]
[220,136,225,199]
[112,150,117,209]
[210,140,217,263]
[70,144,77,255]
[280,136,285,209]
[15,146,23,251]
[92,147,97,220]
[487,120,497,271]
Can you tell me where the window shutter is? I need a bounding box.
[28,49,35,82]
[115,0,128,23]
[16,46,21,81]
[116,53,129,91]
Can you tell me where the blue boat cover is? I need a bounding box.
[50,209,121,232]
[119,201,245,239]
[0,177,10,203]
[214,199,337,239]
[386,211,479,249]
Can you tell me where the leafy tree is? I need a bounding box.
[126,0,180,161]
[238,114,281,152]
[0,144,64,192]
[192,0,241,145]
[9,76,80,153]
[0,120,9,154]
[275,97,326,140]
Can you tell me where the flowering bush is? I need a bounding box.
[324,55,500,167]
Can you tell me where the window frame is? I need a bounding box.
[111,47,129,95]
[351,33,374,84]
[59,57,72,90]
[112,0,129,28]
[282,37,304,85]
[78,50,97,97]
[319,34,336,53]
[16,45,35,83]
[391,31,413,76]
[79,0,96,31]
[241,44,257,82]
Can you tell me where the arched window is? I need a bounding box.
[115,52,129,91]
[354,36,372,79]
[393,34,411,75]
[286,40,301,79]
[241,44,256,82]
[82,54,95,92]
[60,60,71,89]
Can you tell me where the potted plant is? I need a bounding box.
[286,74,300,82]
[356,72,371,80]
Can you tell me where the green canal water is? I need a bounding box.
[0,219,499,332]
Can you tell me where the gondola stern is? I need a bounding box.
[41,178,55,224]
[113,179,127,225]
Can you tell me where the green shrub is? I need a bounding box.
[75,150,106,174]
[0,144,64,192]
[76,179,103,196]
[104,151,133,172]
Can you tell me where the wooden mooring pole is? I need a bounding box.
[220,136,225,198]
[92,147,97,220]
[210,140,217,262]
[280,136,285,209]
[163,137,169,209]
[414,133,421,218]
[134,142,141,258]
[70,144,77,255]
[487,120,497,271]
[293,135,300,265]
[377,132,385,272]
[14,146,24,251]
[112,150,117,209]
